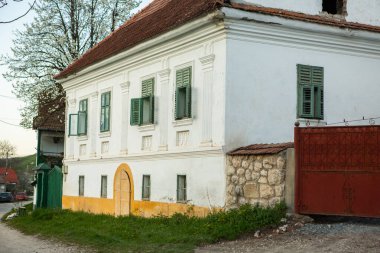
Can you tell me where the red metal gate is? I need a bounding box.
[295,126,380,218]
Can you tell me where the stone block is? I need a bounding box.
[235,185,243,195]
[237,168,245,176]
[258,176,268,184]
[245,170,252,180]
[238,197,247,205]
[232,157,241,168]
[243,182,259,199]
[231,175,239,184]
[227,166,235,176]
[275,185,285,197]
[260,184,274,199]
[242,160,250,169]
[254,162,262,171]
[269,197,281,207]
[251,172,260,181]
[277,156,286,170]
[260,170,268,176]
[268,169,285,186]
[239,177,246,185]
[227,184,234,194]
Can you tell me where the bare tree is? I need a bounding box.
[0,0,37,24]
[1,0,140,128]
[0,140,16,168]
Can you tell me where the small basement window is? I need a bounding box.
[322,0,344,15]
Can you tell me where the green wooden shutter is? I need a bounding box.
[316,88,324,119]
[298,65,312,86]
[176,70,183,87]
[68,114,78,136]
[185,85,191,118]
[298,64,324,119]
[149,95,154,124]
[182,67,191,87]
[301,87,313,118]
[130,98,142,126]
[77,111,87,135]
[142,78,154,97]
[175,87,181,120]
[311,67,323,86]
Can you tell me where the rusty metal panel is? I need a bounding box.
[295,126,380,218]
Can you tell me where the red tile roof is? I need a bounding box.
[0,168,19,184]
[54,0,223,79]
[228,142,294,156]
[55,0,380,80]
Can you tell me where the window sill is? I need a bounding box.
[297,118,327,127]
[77,135,88,141]
[173,118,193,127]
[99,131,111,138]
[138,124,155,132]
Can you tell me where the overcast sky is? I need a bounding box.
[0,0,152,157]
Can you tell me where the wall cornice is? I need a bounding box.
[63,147,224,165]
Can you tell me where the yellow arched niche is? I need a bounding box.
[113,163,135,216]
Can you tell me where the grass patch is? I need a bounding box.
[7,203,286,253]
[1,203,33,221]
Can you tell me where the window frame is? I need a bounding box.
[297,64,324,120]
[142,175,151,200]
[176,175,187,203]
[100,175,107,198]
[130,78,155,126]
[77,99,88,136]
[175,66,192,120]
[79,175,85,196]
[100,91,111,132]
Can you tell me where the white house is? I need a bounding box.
[56,0,380,216]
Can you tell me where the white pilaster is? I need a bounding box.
[158,68,171,151]
[199,54,215,146]
[89,91,98,157]
[120,81,131,155]
[67,98,76,159]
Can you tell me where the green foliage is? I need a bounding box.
[0,154,35,171]
[8,203,286,253]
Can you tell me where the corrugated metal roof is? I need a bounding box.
[228,142,294,155]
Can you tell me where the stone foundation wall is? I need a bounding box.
[226,151,287,209]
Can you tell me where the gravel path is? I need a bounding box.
[0,202,89,253]
[196,217,380,253]
[0,222,89,253]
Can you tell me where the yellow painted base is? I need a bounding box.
[62,196,115,215]
[62,195,214,217]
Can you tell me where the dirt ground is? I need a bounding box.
[0,222,90,253]
[196,216,380,253]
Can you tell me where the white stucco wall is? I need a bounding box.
[231,0,322,15]
[40,132,64,154]
[63,154,225,207]
[232,0,380,26]
[61,21,228,207]
[224,16,380,151]
[346,0,380,26]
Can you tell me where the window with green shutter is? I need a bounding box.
[78,99,88,135]
[175,67,192,120]
[68,99,88,136]
[100,92,111,132]
[297,64,324,120]
[130,78,155,126]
